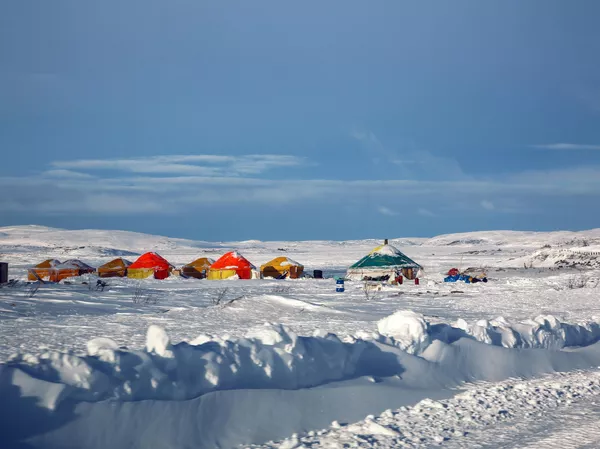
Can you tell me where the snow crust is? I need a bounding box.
[257,369,600,448]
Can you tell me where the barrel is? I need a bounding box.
[336,278,345,293]
[313,270,323,279]
[0,262,7,284]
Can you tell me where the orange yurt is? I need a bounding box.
[208,251,257,280]
[98,258,132,278]
[260,257,304,279]
[50,259,95,282]
[127,252,172,280]
[27,259,61,281]
[182,257,215,279]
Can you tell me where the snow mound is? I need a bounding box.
[377,311,430,354]
[3,323,385,405]
[376,311,600,353]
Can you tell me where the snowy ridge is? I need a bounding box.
[4,323,376,404]
[376,310,600,354]
[514,247,600,269]
[424,229,600,247]
[5,312,600,448]
[5,312,600,407]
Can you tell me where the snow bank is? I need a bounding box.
[376,310,600,354]
[2,323,381,405]
[5,312,600,409]
[6,313,600,448]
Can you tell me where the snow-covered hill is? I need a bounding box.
[2,225,600,272]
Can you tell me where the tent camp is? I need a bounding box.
[49,259,95,282]
[127,252,172,280]
[208,251,257,280]
[346,243,422,281]
[97,258,132,278]
[27,259,61,281]
[260,256,304,279]
[181,257,215,279]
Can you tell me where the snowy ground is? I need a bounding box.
[1,225,600,448]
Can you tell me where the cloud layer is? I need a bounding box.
[1,150,600,218]
[532,143,600,151]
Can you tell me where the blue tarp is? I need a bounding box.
[444,274,487,283]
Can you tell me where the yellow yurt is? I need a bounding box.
[27,259,61,281]
[260,256,304,279]
[97,258,132,278]
[181,257,215,279]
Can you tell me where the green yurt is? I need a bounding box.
[346,242,422,281]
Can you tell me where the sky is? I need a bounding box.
[1,0,600,241]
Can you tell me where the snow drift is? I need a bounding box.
[5,312,600,448]
[377,310,600,353]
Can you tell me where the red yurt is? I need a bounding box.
[127,252,172,280]
[208,251,257,280]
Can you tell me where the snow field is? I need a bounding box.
[5,316,600,448]
[3,225,600,447]
[256,369,600,448]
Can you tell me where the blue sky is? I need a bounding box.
[1,1,600,241]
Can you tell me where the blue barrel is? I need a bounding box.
[336,278,345,293]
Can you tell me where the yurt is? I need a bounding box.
[208,251,257,280]
[346,242,422,281]
[27,259,61,281]
[260,256,304,279]
[127,252,172,280]
[97,258,132,278]
[182,257,215,279]
[50,259,95,282]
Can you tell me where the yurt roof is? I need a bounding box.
[55,259,95,270]
[349,244,421,270]
[210,251,255,270]
[260,256,303,270]
[130,252,171,269]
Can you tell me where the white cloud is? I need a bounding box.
[3,152,600,216]
[417,208,436,217]
[42,169,95,179]
[377,206,398,216]
[481,200,495,210]
[531,143,600,151]
[51,154,305,177]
